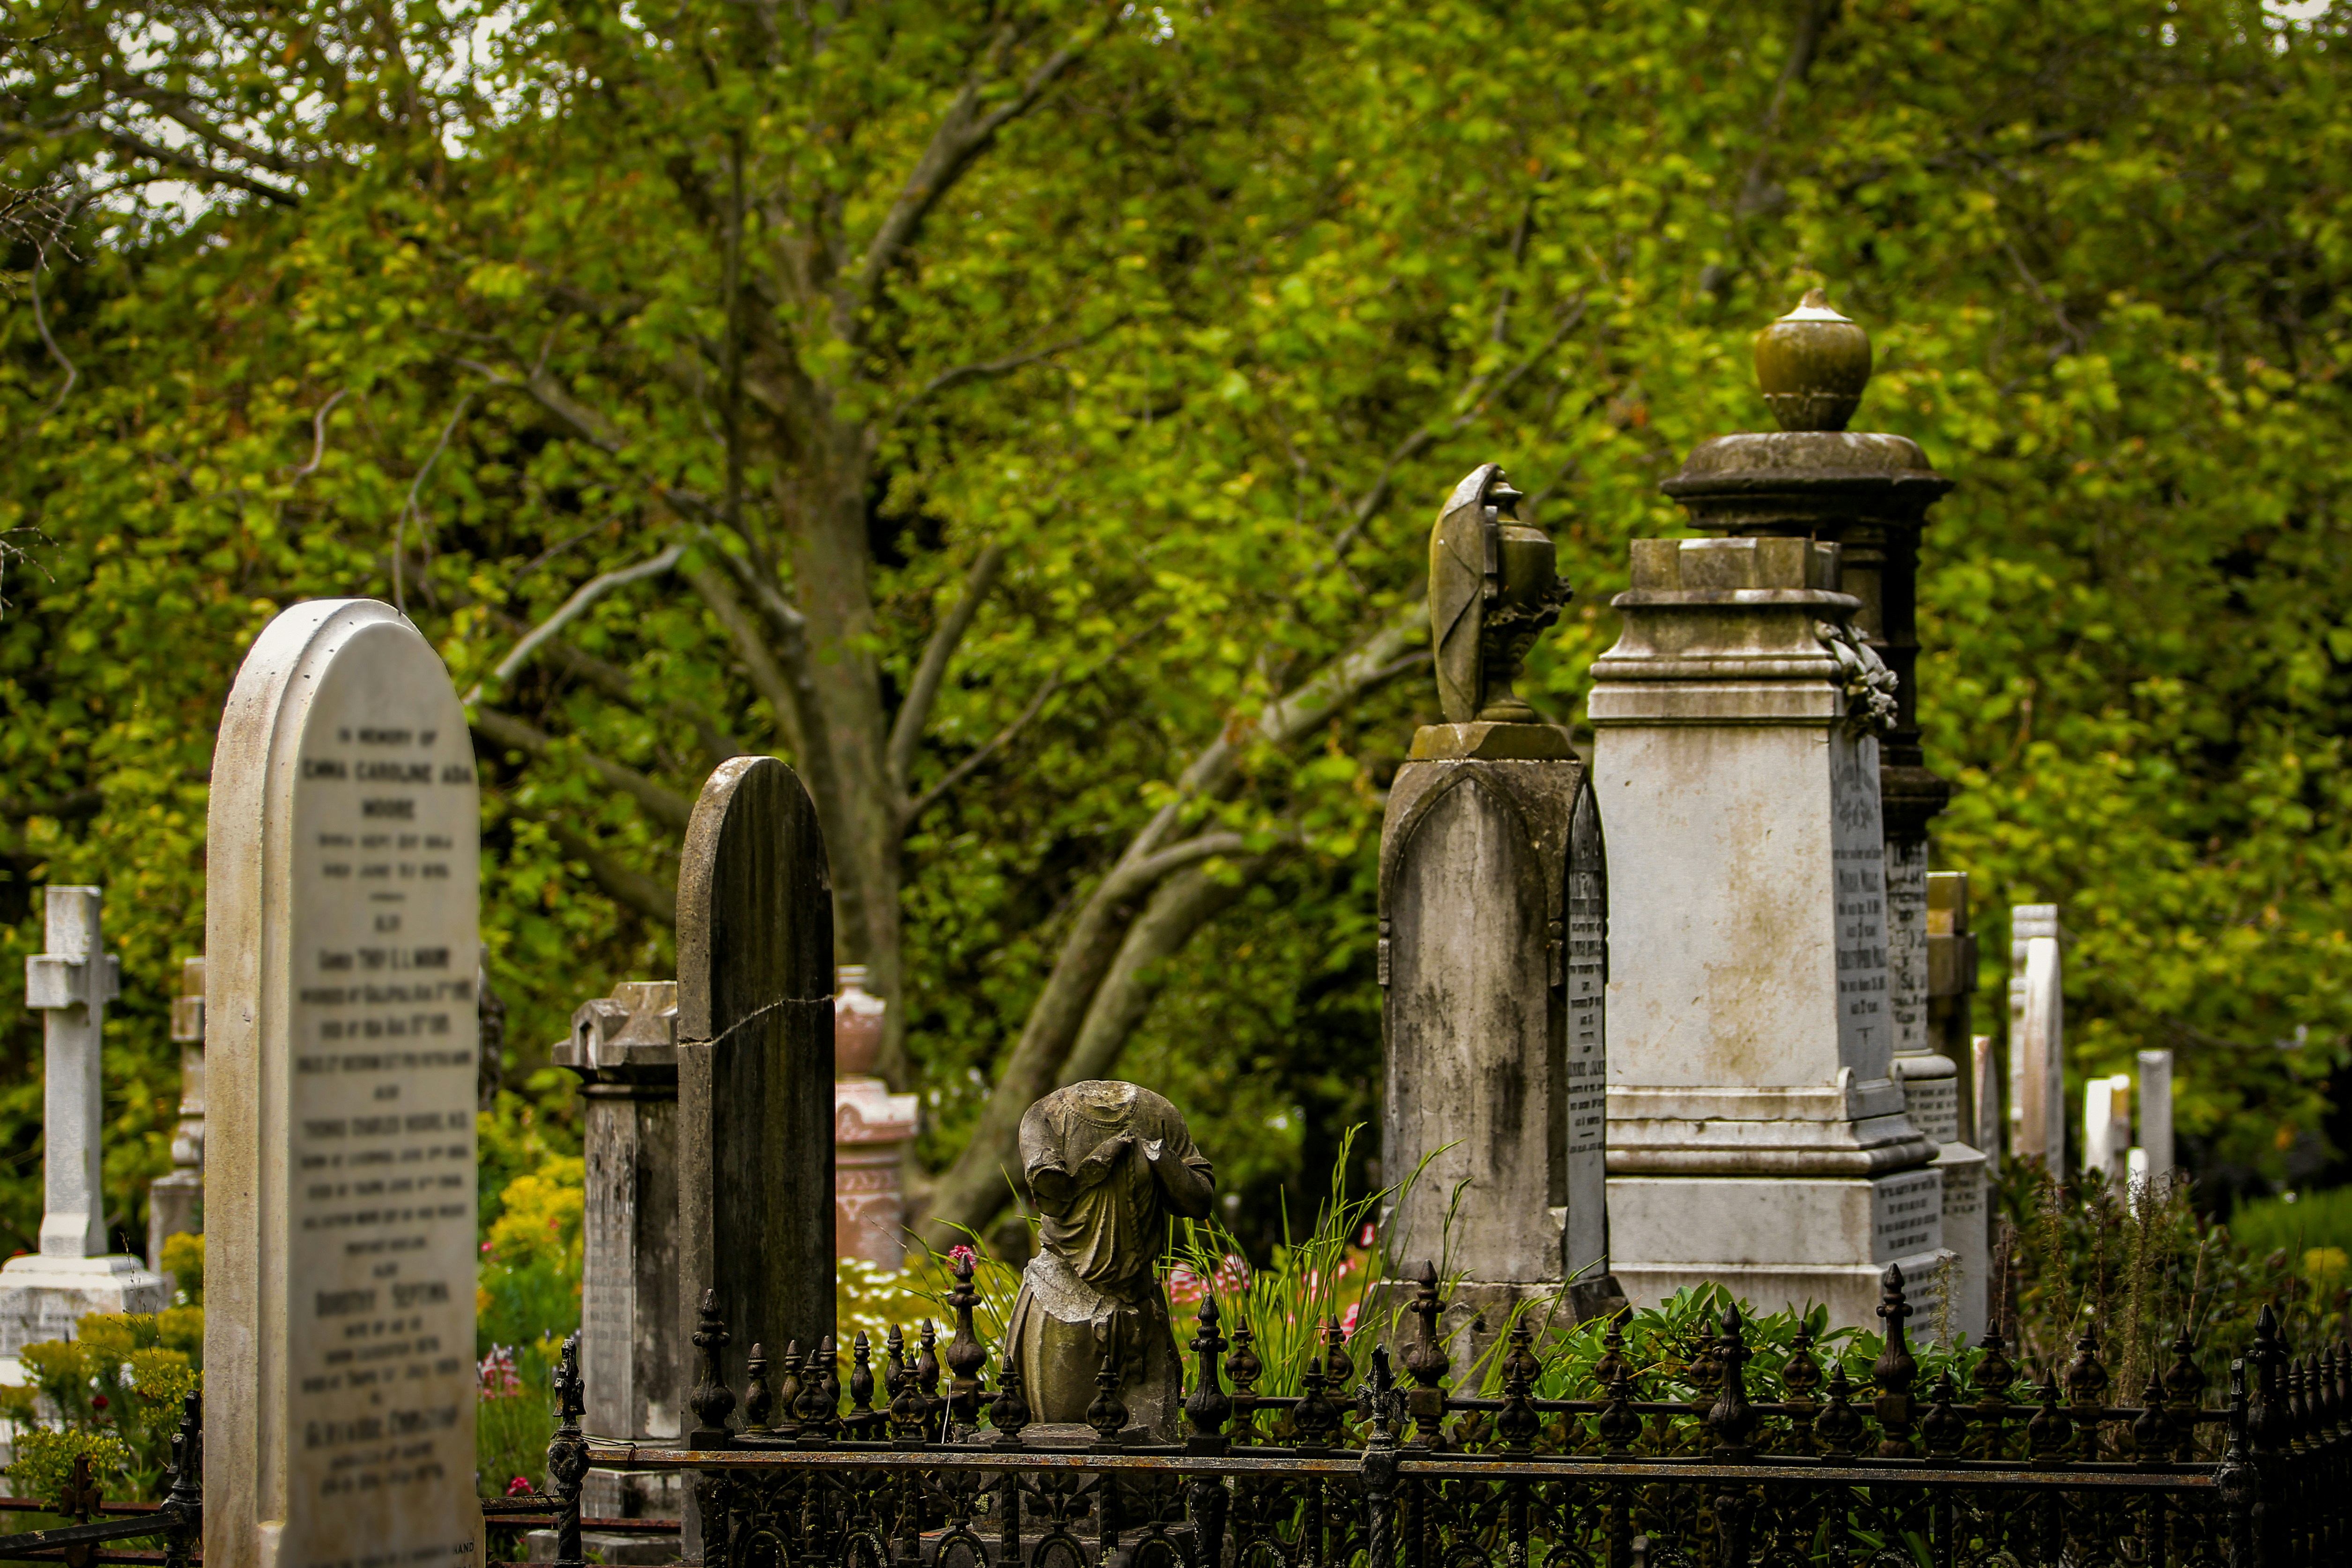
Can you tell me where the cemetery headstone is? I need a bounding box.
[2138,1048,2175,1193]
[674,757,834,1427]
[0,887,170,1367]
[833,964,918,1270]
[2010,906,2064,1165]
[1381,464,1622,1343]
[554,980,685,1521]
[2084,1073,2131,1186]
[202,600,482,1568]
[1922,871,1988,1335]
[148,956,208,1272]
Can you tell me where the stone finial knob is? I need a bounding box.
[1753,288,1872,432]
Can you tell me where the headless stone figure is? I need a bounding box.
[1003,1081,1215,1441]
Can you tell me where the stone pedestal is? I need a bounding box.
[148,957,207,1275]
[835,1078,918,1269]
[1592,536,1945,1328]
[1380,721,1621,1332]
[2,888,168,1370]
[556,981,684,1519]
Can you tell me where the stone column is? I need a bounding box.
[1,888,169,1366]
[833,966,918,1268]
[148,957,206,1273]
[1592,531,1947,1328]
[555,981,684,1520]
[2010,906,2064,1165]
[2138,1048,2175,1193]
[2084,1074,2131,1185]
[1923,872,1988,1335]
[1380,464,1623,1345]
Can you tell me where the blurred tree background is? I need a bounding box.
[0,0,2347,1265]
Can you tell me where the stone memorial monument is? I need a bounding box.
[675,757,835,1423]
[833,965,919,1269]
[148,956,208,1273]
[1380,464,1622,1338]
[1004,1080,1214,1441]
[2011,904,2064,1165]
[202,600,483,1568]
[0,887,170,1368]
[2138,1048,2175,1192]
[1922,871,1988,1333]
[2084,1073,2132,1185]
[555,980,685,1520]
[1595,302,1959,1323]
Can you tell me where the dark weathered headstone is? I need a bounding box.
[674,757,835,1431]
[1382,465,1621,1346]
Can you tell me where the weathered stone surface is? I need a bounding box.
[1004,1081,1214,1441]
[834,1075,917,1269]
[556,980,683,1518]
[149,956,208,1272]
[2139,1048,2175,1192]
[1593,535,1944,1322]
[674,758,835,1419]
[1380,743,1615,1316]
[201,600,482,1568]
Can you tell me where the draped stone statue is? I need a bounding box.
[1003,1081,1215,1442]
[1428,463,1569,727]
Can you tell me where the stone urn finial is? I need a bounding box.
[834,964,885,1078]
[1754,288,1873,432]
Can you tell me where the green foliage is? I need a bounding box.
[475,1339,559,1501]
[477,1152,584,1356]
[1,0,2349,1248]
[2,1310,201,1505]
[158,1231,202,1305]
[2230,1187,2352,1266]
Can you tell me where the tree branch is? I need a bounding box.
[887,322,1119,427]
[679,559,819,765]
[901,665,1060,831]
[1056,854,1273,1089]
[515,809,677,926]
[846,26,1091,334]
[917,829,1256,1247]
[96,124,298,205]
[470,707,697,833]
[467,542,687,702]
[493,624,744,766]
[887,542,1006,794]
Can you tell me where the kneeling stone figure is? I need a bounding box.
[1003,1081,1215,1442]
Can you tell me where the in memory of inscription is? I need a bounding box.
[206,602,483,1568]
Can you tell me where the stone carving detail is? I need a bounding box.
[1002,1081,1214,1441]
[1428,464,1570,724]
[1816,618,1899,733]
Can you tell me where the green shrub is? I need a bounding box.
[2,1310,201,1506]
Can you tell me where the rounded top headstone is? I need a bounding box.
[1754,288,1873,433]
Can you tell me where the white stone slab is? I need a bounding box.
[2015,932,2064,1163]
[203,601,482,1568]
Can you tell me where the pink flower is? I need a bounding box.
[947,1244,977,1268]
[1357,1222,1376,1249]
[506,1476,534,1497]
[1339,1303,1360,1339]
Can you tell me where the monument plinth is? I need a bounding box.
[555,980,685,1520]
[1381,466,1622,1345]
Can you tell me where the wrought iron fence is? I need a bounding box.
[549,1260,2348,1568]
[0,1397,202,1567]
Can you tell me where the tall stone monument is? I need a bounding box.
[148,956,207,1272]
[1595,379,1952,1323]
[2138,1048,2175,1191]
[1380,464,1622,1333]
[1924,871,1988,1331]
[0,887,170,1367]
[555,980,684,1519]
[203,600,482,1568]
[675,757,835,1424]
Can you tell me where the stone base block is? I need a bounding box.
[586,1468,686,1521]
[0,1255,172,1360]
[146,1172,201,1276]
[525,1529,680,1564]
[1612,1252,1951,1331]
[1608,1165,1949,1328]
[1935,1143,1989,1344]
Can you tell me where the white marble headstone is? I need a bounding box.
[203,601,483,1568]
